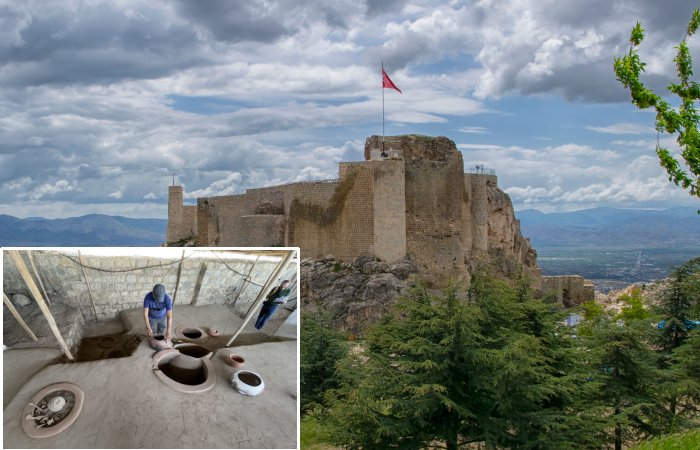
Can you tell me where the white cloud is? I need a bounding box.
[586,123,655,135]
[108,189,123,199]
[24,180,76,200]
[457,126,488,134]
[0,0,696,219]
[185,172,243,198]
[3,176,32,190]
[458,143,504,150]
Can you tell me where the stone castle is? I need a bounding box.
[168,135,593,301]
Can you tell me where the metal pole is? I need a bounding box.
[382,61,385,153]
[225,250,296,347]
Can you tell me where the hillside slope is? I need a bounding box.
[0,214,166,246]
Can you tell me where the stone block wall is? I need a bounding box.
[239,215,285,246]
[541,275,595,307]
[334,163,375,260]
[167,186,197,243]
[288,165,375,261]
[404,146,468,285]
[372,159,406,263]
[468,173,490,253]
[3,251,296,321]
[286,181,339,256]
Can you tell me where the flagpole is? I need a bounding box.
[382,61,385,153]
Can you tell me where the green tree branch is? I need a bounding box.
[614,9,700,200]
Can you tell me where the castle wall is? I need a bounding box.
[541,275,594,307]
[168,134,548,291]
[239,215,285,246]
[194,186,290,246]
[286,181,338,257]
[335,164,375,260]
[461,176,474,256]
[469,174,491,254]
[404,150,467,285]
[289,164,375,261]
[167,186,197,243]
[372,160,406,263]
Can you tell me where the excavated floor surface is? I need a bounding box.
[3,304,297,448]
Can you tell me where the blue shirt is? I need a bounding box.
[143,292,172,320]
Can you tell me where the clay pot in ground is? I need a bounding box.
[231,370,264,396]
[226,353,245,368]
[149,335,171,351]
[207,328,220,337]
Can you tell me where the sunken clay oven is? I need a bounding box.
[152,349,216,394]
[22,382,85,438]
[173,343,213,359]
[174,325,207,342]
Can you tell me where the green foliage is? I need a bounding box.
[582,299,607,321]
[614,9,700,200]
[580,318,660,448]
[304,259,700,449]
[616,288,652,324]
[300,411,337,450]
[657,257,700,350]
[632,428,700,450]
[323,271,589,449]
[300,311,348,413]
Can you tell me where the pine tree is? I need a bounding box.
[653,257,700,433]
[300,311,347,413]
[324,271,587,449]
[581,318,659,450]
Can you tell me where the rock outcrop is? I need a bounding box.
[487,183,538,269]
[301,255,418,335]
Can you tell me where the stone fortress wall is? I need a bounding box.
[168,135,592,303]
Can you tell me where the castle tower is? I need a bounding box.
[167,185,197,243]
[470,174,489,253]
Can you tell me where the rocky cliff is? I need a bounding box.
[301,255,417,335]
[487,183,538,269]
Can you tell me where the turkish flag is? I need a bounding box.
[382,68,402,93]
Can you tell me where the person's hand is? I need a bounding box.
[146,328,153,337]
[165,331,171,341]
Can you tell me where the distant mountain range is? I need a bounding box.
[0,207,698,250]
[0,214,167,246]
[517,207,700,249]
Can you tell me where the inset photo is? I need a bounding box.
[2,247,298,449]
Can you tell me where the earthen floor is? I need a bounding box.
[3,304,298,448]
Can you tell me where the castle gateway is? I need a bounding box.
[167,135,554,287]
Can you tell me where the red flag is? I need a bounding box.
[382,68,402,93]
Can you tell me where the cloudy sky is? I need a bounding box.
[1,0,698,218]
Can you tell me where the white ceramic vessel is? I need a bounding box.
[231,370,265,396]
